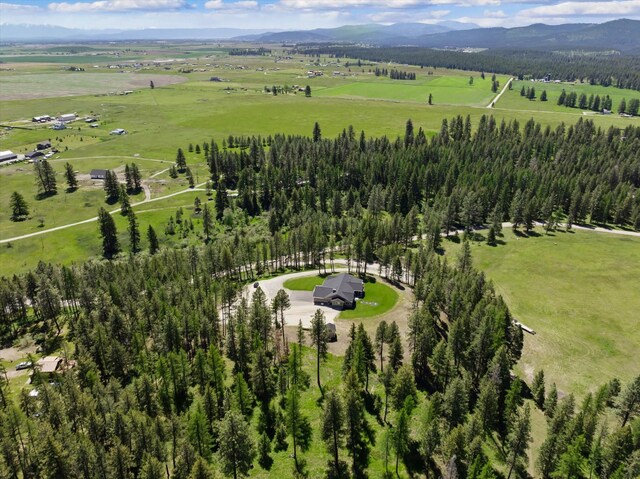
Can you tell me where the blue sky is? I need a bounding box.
[1,0,638,30]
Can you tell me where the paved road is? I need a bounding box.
[486,77,513,108]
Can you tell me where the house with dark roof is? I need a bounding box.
[25,150,44,160]
[91,169,108,180]
[312,273,364,309]
[36,141,51,150]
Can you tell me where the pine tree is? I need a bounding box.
[97,207,119,258]
[147,225,159,254]
[531,370,546,409]
[392,407,410,475]
[505,404,532,479]
[344,370,370,477]
[375,321,388,372]
[540,90,547,101]
[428,93,433,105]
[286,384,312,473]
[310,308,328,395]
[128,210,140,254]
[104,170,119,203]
[34,158,57,196]
[10,191,29,221]
[176,148,187,172]
[202,203,213,242]
[321,389,346,478]
[616,375,640,427]
[313,122,322,142]
[404,119,414,147]
[119,185,131,216]
[305,85,311,97]
[218,409,255,479]
[215,181,228,221]
[131,163,142,192]
[64,162,78,190]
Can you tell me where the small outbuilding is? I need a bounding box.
[36,141,51,150]
[91,169,108,180]
[0,150,18,162]
[110,128,126,135]
[58,113,77,123]
[25,150,44,160]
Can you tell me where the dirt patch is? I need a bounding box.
[0,344,36,362]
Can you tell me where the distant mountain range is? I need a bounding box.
[1,19,639,53]
[0,25,275,42]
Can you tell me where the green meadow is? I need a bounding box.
[496,79,640,114]
[444,228,640,398]
[316,74,510,106]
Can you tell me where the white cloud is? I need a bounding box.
[0,2,41,11]
[278,0,504,9]
[521,0,640,17]
[204,0,258,9]
[48,0,188,13]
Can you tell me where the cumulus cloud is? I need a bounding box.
[520,0,640,16]
[278,0,504,9]
[48,0,189,13]
[0,2,41,11]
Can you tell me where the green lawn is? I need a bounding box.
[444,228,640,398]
[282,275,326,291]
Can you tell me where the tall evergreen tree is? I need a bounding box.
[64,162,78,191]
[9,192,29,221]
[286,385,312,473]
[310,308,328,395]
[128,210,140,254]
[321,390,347,478]
[147,225,159,254]
[97,207,119,258]
[218,410,255,479]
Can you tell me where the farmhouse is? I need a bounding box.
[312,273,364,309]
[36,141,51,150]
[91,169,108,180]
[51,122,66,130]
[0,150,18,162]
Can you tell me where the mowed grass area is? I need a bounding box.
[283,274,399,319]
[496,80,640,114]
[316,74,510,106]
[444,228,640,398]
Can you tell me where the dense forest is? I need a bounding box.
[1,116,640,478]
[298,46,640,91]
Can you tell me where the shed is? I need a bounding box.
[110,128,126,135]
[91,169,108,180]
[58,113,77,122]
[25,150,44,160]
[37,141,51,150]
[0,150,18,162]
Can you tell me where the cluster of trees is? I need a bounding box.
[300,46,640,91]
[373,67,417,80]
[557,90,621,112]
[619,98,640,116]
[228,47,271,56]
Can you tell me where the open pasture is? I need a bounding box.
[316,73,510,106]
[0,72,186,100]
[496,79,640,114]
[445,228,640,397]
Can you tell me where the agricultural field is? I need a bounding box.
[496,79,640,115]
[443,228,640,398]
[0,72,186,100]
[316,73,510,106]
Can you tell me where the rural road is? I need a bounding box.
[487,77,513,108]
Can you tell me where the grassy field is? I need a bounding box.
[282,275,325,291]
[316,74,510,106]
[444,228,640,398]
[496,80,640,115]
[0,72,186,101]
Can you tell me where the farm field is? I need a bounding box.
[444,228,640,398]
[0,72,186,100]
[316,74,510,106]
[496,79,640,114]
